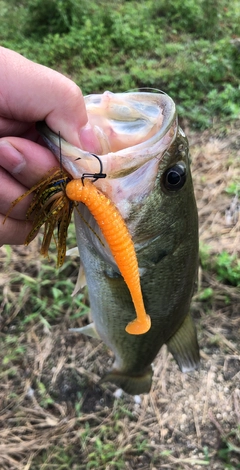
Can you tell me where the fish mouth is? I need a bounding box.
[37,90,178,265]
[36,89,177,182]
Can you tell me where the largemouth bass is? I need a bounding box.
[37,89,199,395]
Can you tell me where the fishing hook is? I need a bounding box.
[75,154,107,184]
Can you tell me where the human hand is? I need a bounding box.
[0,46,100,246]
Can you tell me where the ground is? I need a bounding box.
[0,120,239,470]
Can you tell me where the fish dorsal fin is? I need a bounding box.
[167,312,200,372]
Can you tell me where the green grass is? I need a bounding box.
[1,224,89,330]
[0,0,239,128]
[200,244,240,287]
[226,181,240,197]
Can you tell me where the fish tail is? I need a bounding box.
[167,312,200,372]
[100,366,153,395]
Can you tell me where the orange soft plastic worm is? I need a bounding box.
[66,179,151,335]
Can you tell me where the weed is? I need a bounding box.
[2,335,26,366]
[86,438,126,469]
[226,182,240,197]
[30,446,83,469]
[200,245,240,287]
[0,0,239,128]
[215,251,240,287]
[37,380,55,408]
[217,427,240,469]
[198,287,214,301]
[0,224,89,329]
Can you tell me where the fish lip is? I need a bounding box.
[36,90,177,180]
[36,121,98,178]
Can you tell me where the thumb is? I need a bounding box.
[0,47,99,150]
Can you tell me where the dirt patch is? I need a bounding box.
[191,120,240,254]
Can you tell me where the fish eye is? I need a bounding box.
[162,163,187,192]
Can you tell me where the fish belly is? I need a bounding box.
[75,220,199,395]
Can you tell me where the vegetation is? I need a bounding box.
[0,1,240,469]
[200,246,240,287]
[0,0,240,128]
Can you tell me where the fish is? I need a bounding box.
[36,89,199,395]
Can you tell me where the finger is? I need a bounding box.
[0,167,33,219]
[0,119,31,137]
[0,137,59,188]
[0,121,45,143]
[0,47,88,147]
[0,214,33,245]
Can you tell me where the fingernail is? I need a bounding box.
[0,140,26,174]
[79,123,102,154]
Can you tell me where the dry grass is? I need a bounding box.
[191,119,240,254]
[0,121,240,469]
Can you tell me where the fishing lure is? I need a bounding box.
[4,147,150,334]
[3,167,74,267]
[66,178,151,335]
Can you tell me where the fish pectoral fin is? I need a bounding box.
[167,312,200,372]
[100,367,153,395]
[69,322,100,339]
[66,246,80,257]
[71,264,86,296]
